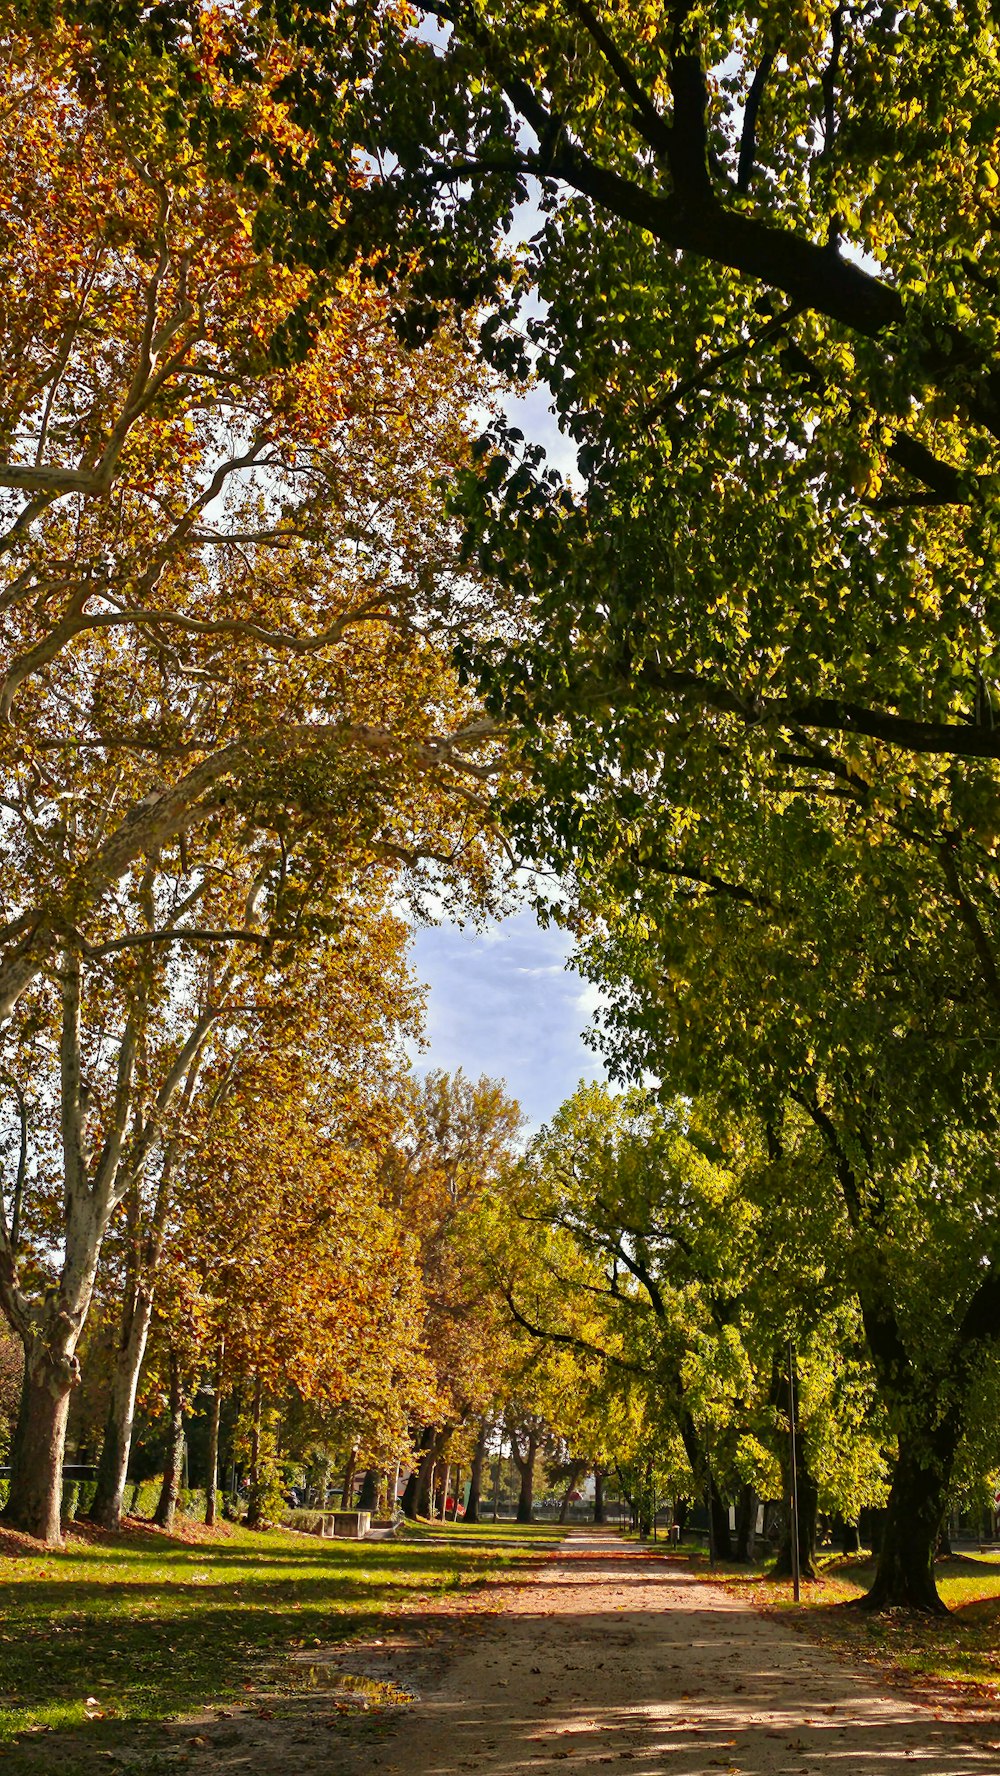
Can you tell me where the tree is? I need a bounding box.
[0,23,505,1029]
[505,1404,551,1523]
[0,28,510,1543]
[1,947,222,1542]
[88,915,419,1531]
[512,1086,761,1554]
[555,805,1000,1610]
[381,1069,525,1517]
[501,1082,894,1571]
[250,2,1000,774]
[140,1000,435,1526]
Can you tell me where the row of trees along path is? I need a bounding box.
[7,2,1000,1616]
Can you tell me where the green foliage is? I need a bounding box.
[506,1082,889,1526]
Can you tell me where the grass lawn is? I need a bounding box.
[679,1543,1000,1706]
[0,1516,563,1772]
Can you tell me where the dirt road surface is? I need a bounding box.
[333,1528,999,1776]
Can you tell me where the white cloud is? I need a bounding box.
[408,908,606,1130]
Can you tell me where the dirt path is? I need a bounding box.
[333,1527,998,1776]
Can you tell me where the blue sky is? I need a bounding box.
[406,360,610,1132]
[409,908,605,1132]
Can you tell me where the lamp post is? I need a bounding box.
[788,1337,801,1604]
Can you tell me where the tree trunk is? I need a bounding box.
[861,1425,957,1613]
[3,1347,74,1543]
[339,1446,358,1511]
[154,1350,185,1530]
[514,1431,538,1523]
[402,1428,434,1518]
[834,1513,861,1554]
[89,1134,184,1532]
[89,1278,155,1530]
[356,1468,379,1512]
[245,1371,266,1529]
[613,1462,634,1530]
[593,1467,606,1525]
[734,1484,757,1563]
[465,1421,488,1524]
[774,1462,819,1581]
[417,1431,446,1517]
[709,1473,733,1561]
[205,1350,225,1528]
[559,1460,584,1524]
[440,1462,451,1521]
[772,1357,818,1581]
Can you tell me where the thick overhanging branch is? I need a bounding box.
[500,1280,650,1376]
[0,714,501,1025]
[633,664,1000,760]
[420,2,1000,435]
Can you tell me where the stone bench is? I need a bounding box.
[325,1510,371,1539]
[281,1507,372,1538]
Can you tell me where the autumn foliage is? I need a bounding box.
[0,19,508,1543]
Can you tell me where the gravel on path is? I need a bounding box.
[352,1527,999,1776]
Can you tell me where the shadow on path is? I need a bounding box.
[349,1530,997,1776]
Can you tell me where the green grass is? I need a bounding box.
[0,1517,561,1771]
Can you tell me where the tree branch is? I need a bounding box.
[632,662,1000,760]
[938,843,1000,1016]
[84,926,272,958]
[565,0,672,160]
[738,51,776,193]
[635,853,779,912]
[500,1280,651,1375]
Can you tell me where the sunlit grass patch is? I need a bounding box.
[0,1516,554,1769]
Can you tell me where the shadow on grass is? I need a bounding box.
[2,1574,995,1776]
[0,1519,550,1766]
